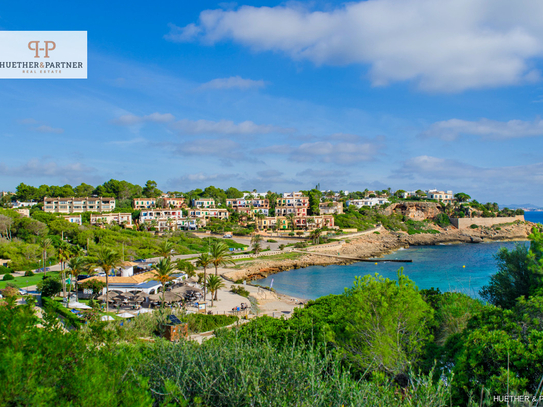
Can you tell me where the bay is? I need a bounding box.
[255,240,528,300]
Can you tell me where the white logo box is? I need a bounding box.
[0,31,87,79]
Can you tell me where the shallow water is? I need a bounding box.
[255,240,528,300]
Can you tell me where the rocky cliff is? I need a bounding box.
[382,202,444,220]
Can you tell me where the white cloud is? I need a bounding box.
[33,125,64,134]
[0,159,97,184]
[253,137,382,164]
[394,155,543,185]
[297,168,350,178]
[164,22,202,42]
[168,172,239,188]
[172,138,241,157]
[170,118,292,135]
[423,117,543,140]
[199,76,266,90]
[170,0,543,91]
[112,112,175,126]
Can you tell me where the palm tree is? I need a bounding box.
[286,213,296,232]
[195,253,212,301]
[66,256,87,300]
[251,233,263,255]
[156,240,176,259]
[39,237,52,277]
[310,228,323,245]
[209,241,234,300]
[57,245,72,299]
[176,259,196,278]
[150,258,176,309]
[206,275,225,307]
[87,246,122,313]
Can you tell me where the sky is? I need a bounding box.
[1,0,543,206]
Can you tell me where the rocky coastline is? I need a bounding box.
[223,222,534,282]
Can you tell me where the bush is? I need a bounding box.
[234,279,244,284]
[267,239,277,243]
[187,314,238,333]
[3,274,14,281]
[470,224,479,229]
[373,231,380,234]
[24,270,34,277]
[42,297,83,328]
[0,266,13,275]
[231,285,250,297]
[38,277,62,298]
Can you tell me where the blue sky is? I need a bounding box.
[1,0,543,205]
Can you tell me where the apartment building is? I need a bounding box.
[133,198,156,209]
[164,197,185,208]
[13,201,37,208]
[15,208,30,217]
[319,202,343,214]
[275,206,308,217]
[192,198,215,208]
[282,192,304,198]
[346,198,389,208]
[90,213,132,227]
[139,209,185,223]
[188,208,229,220]
[427,189,455,203]
[243,192,267,199]
[43,197,115,213]
[226,198,269,215]
[256,215,335,230]
[63,215,82,225]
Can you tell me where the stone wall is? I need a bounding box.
[450,215,525,229]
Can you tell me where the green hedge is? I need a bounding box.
[187,314,238,333]
[42,297,84,328]
[0,266,13,275]
[3,274,14,281]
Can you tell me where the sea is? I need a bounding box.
[255,211,543,300]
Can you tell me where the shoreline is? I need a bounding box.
[223,221,534,283]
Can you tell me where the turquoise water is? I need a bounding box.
[525,211,543,224]
[256,241,528,300]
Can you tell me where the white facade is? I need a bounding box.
[347,198,389,208]
[90,213,132,226]
[43,197,115,213]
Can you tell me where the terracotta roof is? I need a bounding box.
[80,271,156,285]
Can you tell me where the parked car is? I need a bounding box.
[18,289,28,295]
[223,234,233,238]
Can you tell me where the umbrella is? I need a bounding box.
[119,292,135,298]
[68,302,92,309]
[135,308,153,315]
[163,291,183,302]
[171,286,192,294]
[118,312,135,318]
[148,293,162,302]
[97,293,116,301]
[100,315,114,321]
[134,292,149,302]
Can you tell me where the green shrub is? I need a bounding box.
[3,274,14,281]
[234,279,244,284]
[267,239,277,243]
[24,270,34,277]
[187,314,238,333]
[42,297,83,328]
[373,231,380,234]
[0,266,13,275]
[470,224,479,229]
[231,285,250,297]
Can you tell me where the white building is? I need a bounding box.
[347,198,389,208]
[43,197,115,213]
[90,213,132,227]
[192,198,215,208]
